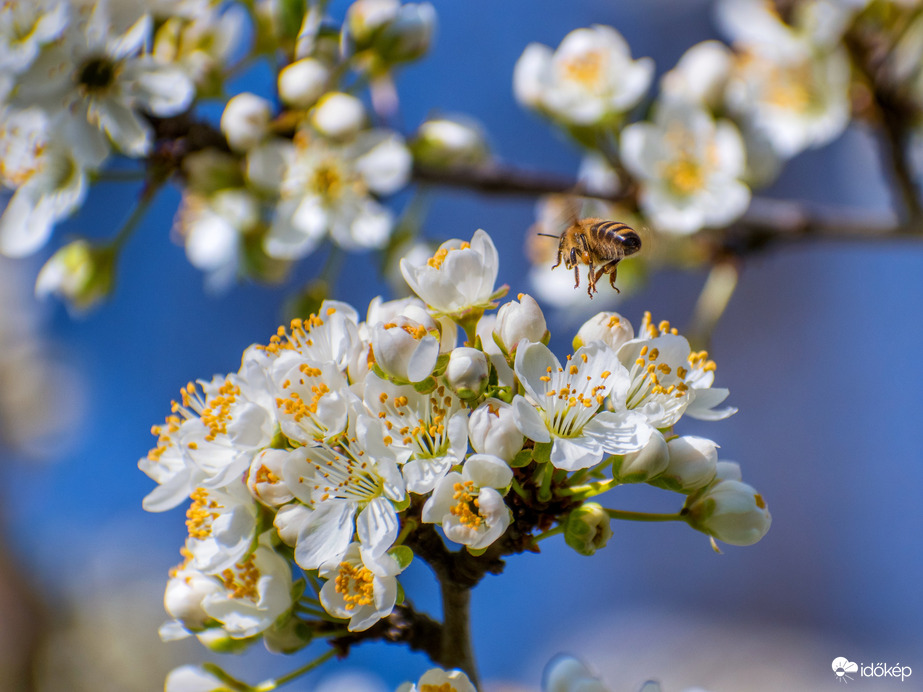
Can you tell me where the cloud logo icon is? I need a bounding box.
[832,657,859,683]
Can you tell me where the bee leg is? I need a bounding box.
[552,243,562,270]
[595,263,620,294]
[579,234,596,296]
[570,249,580,288]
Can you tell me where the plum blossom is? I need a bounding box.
[514,25,654,126]
[513,340,652,471]
[400,228,501,316]
[319,542,405,631]
[422,454,513,550]
[621,101,751,235]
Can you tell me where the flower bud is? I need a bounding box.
[220,92,272,152]
[278,57,330,109]
[164,569,222,631]
[247,449,295,506]
[346,0,400,47]
[684,479,771,546]
[613,430,669,483]
[311,92,366,140]
[494,293,547,354]
[412,116,489,168]
[35,240,115,314]
[445,346,489,399]
[573,311,634,352]
[564,502,612,556]
[652,435,718,493]
[371,315,440,383]
[379,2,436,63]
[468,399,523,462]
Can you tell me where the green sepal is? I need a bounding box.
[388,545,414,570]
[491,330,510,357]
[466,545,487,557]
[395,580,406,605]
[510,448,533,468]
[290,578,307,602]
[432,352,452,377]
[392,494,411,512]
[532,441,553,465]
[412,376,437,394]
[489,284,510,303]
[278,0,307,40]
[270,426,294,450]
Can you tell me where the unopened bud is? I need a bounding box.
[371,315,440,383]
[650,435,718,493]
[614,430,669,482]
[412,116,489,168]
[684,479,771,546]
[468,398,523,462]
[311,92,366,140]
[494,293,547,354]
[564,502,612,556]
[573,311,634,351]
[278,58,331,109]
[35,239,115,314]
[221,92,272,152]
[445,346,489,399]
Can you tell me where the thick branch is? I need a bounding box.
[324,602,443,661]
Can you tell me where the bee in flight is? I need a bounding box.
[538,218,642,297]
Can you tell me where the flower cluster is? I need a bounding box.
[142,228,769,687]
[512,1,917,302]
[1,0,483,306]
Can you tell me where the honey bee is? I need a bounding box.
[538,218,642,297]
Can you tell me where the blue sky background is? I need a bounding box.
[3,0,923,690]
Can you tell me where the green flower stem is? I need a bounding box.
[109,179,163,251]
[509,478,530,501]
[202,663,250,691]
[605,508,688,523]
[395,517,419,546]
[536,462,553,503]
[254,648,337,691]
[561,478,619,500]
[532,524,564,543]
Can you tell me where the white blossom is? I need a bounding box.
[468,398,523,463]
[514,25,654,126]
[422,454,512,549]
[400,228,500,316]
[265,129,411,258]
[397,669,476,692]
[513,340,652,471]
[621,101,751,235]
[444,346,489,398]
[319,542,404,631]
[278,57,331,109]
[494,293,547,354]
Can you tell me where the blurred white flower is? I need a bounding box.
[0,109,105,258]
[397,668,476,692]
[717,0,852,158]
[221,92,273,153]
[10,1,194,157]
[412,115,490,168]
[312,92,367,140]
[176,188,261,292]
[34,238,115,313]
[0,0,69,74]
[278,57,331,108]
[265,129,411,258]
[659,40,732,110]
[514,25,653,126]
[621,101,751,235]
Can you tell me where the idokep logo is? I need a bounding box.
[832,657,913,684]
[832,658,859,683]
